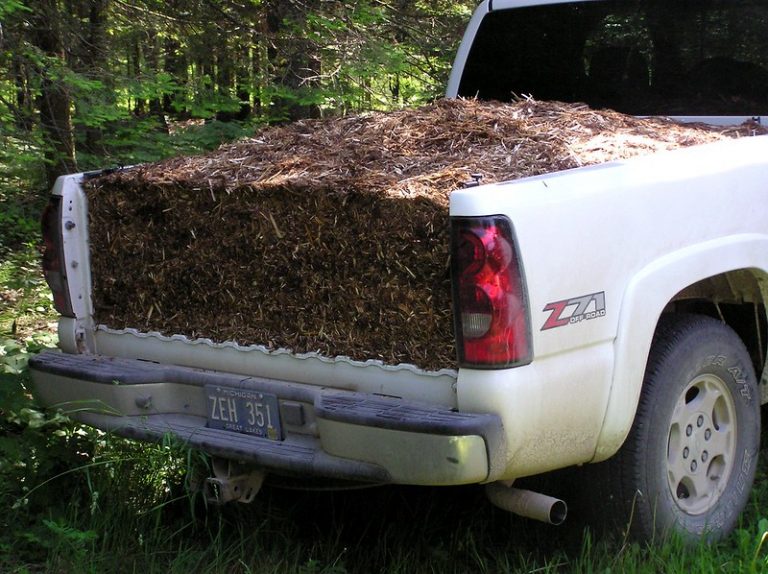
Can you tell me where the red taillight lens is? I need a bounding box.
[41,196,74,317]
[451,216,531,368]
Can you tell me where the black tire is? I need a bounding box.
[596,313,761,543]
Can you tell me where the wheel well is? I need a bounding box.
[663,269,768,385]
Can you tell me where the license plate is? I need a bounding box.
[205,385,282,440]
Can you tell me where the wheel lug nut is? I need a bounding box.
[705,429,711,440]
[702,451,708,462]
[683,447,689,459]
[691,460,698,472]
[686,425,693,436]
[697,415,704,427]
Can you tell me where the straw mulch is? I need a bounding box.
[86,99,765,371]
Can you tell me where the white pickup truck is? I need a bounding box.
[30,0,768,543]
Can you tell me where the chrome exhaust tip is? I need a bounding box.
[485,483,567,525]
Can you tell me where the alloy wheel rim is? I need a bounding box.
[666,374,737,515]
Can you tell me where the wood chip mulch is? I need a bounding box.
[85,98,766,371]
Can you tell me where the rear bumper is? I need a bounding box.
[29,351,506,485]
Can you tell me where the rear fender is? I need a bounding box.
[594,234,768,461]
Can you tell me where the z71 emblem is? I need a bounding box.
[541,292,606,331]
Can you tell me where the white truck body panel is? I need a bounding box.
[452,136,768,473]
[91,325,459,407]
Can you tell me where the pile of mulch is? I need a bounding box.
[87,98,765,371]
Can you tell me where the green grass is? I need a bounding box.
[2,247,768,573]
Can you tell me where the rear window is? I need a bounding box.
[458,0,768,116]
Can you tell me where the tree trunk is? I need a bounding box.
[130,36,145,115]
[265,0,321,122]
[30,0,77,188]
[163,37,185,117]
[80,0,110,157]
[12,57,35,131]
[146,29,169,133]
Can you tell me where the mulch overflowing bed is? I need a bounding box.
[86,98,765,371]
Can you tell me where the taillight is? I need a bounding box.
[451,216,531,368]
[41,196,74,317]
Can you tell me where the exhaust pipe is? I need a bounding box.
[485,483,567,525]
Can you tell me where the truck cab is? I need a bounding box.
[447,0,768,124]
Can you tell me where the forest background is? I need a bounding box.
[0,0,474,199]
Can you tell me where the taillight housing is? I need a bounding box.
[41,196,74,317]
[451,215,531,368]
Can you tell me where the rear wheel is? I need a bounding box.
[599,314,760,543]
